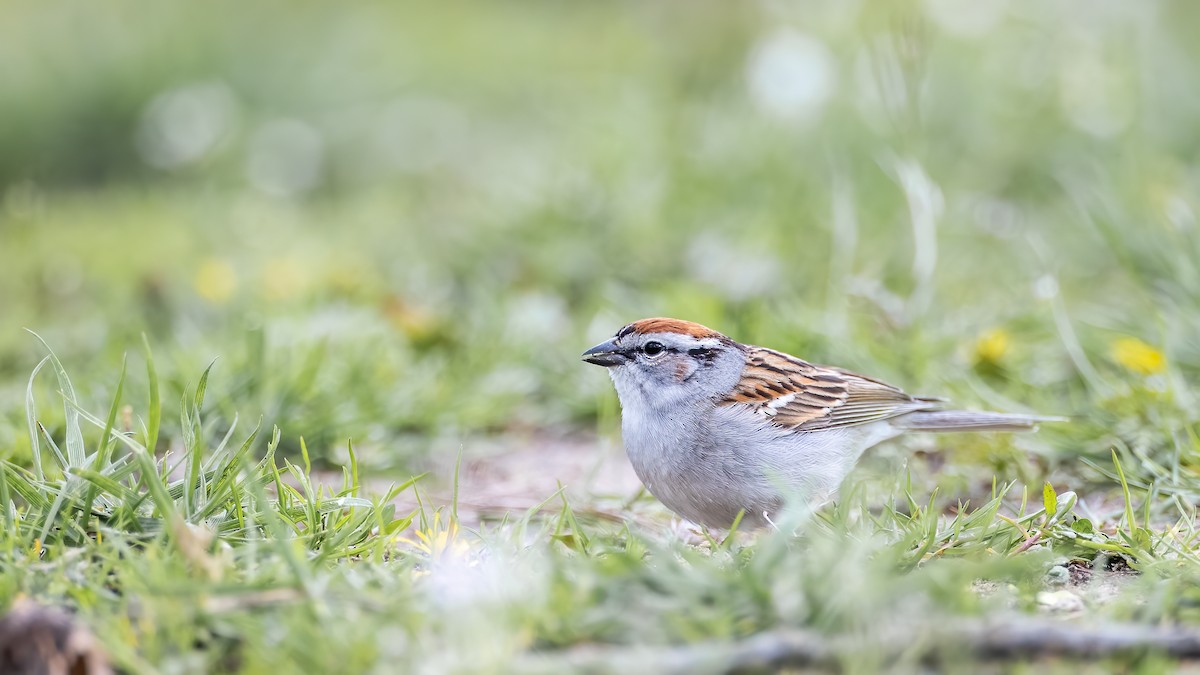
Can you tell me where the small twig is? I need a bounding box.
[201,588,306,614]
[519,618,1200,674]
[1011,531,1043,556]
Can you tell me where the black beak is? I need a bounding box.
[581,338,627,367]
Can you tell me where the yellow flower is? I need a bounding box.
[974,328,1010,365]
[398,512,472,561]
[383,296,441,343]
[1110,337,1166,375]
[194,259,237,304]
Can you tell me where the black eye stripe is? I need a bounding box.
[638,343,712,357]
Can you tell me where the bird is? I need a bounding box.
[581,317,1060,529]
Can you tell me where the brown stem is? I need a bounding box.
[520,619,1200,674]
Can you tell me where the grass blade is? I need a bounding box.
[24,356,50,481]
[82,356,127,528]
[141,334,161,453]
[27,331,85,467]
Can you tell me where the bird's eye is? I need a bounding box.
[643,341,665,356]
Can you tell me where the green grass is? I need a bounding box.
[5,342,1200,672]
[2,0,1200,672]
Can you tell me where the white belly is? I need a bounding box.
[622,403,901,528]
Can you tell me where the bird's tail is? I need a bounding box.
[894,410,1066,433]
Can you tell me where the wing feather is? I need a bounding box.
[719,347,941,431]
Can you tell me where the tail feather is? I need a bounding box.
[895,410,1066,433]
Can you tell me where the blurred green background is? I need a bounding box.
[2,0,1197,477]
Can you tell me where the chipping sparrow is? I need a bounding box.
[582,318,1060,529]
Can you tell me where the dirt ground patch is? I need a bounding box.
[354,432,679,530]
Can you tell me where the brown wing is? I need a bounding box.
[719,347,941,432]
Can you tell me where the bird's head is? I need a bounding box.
[582,318,746,406]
